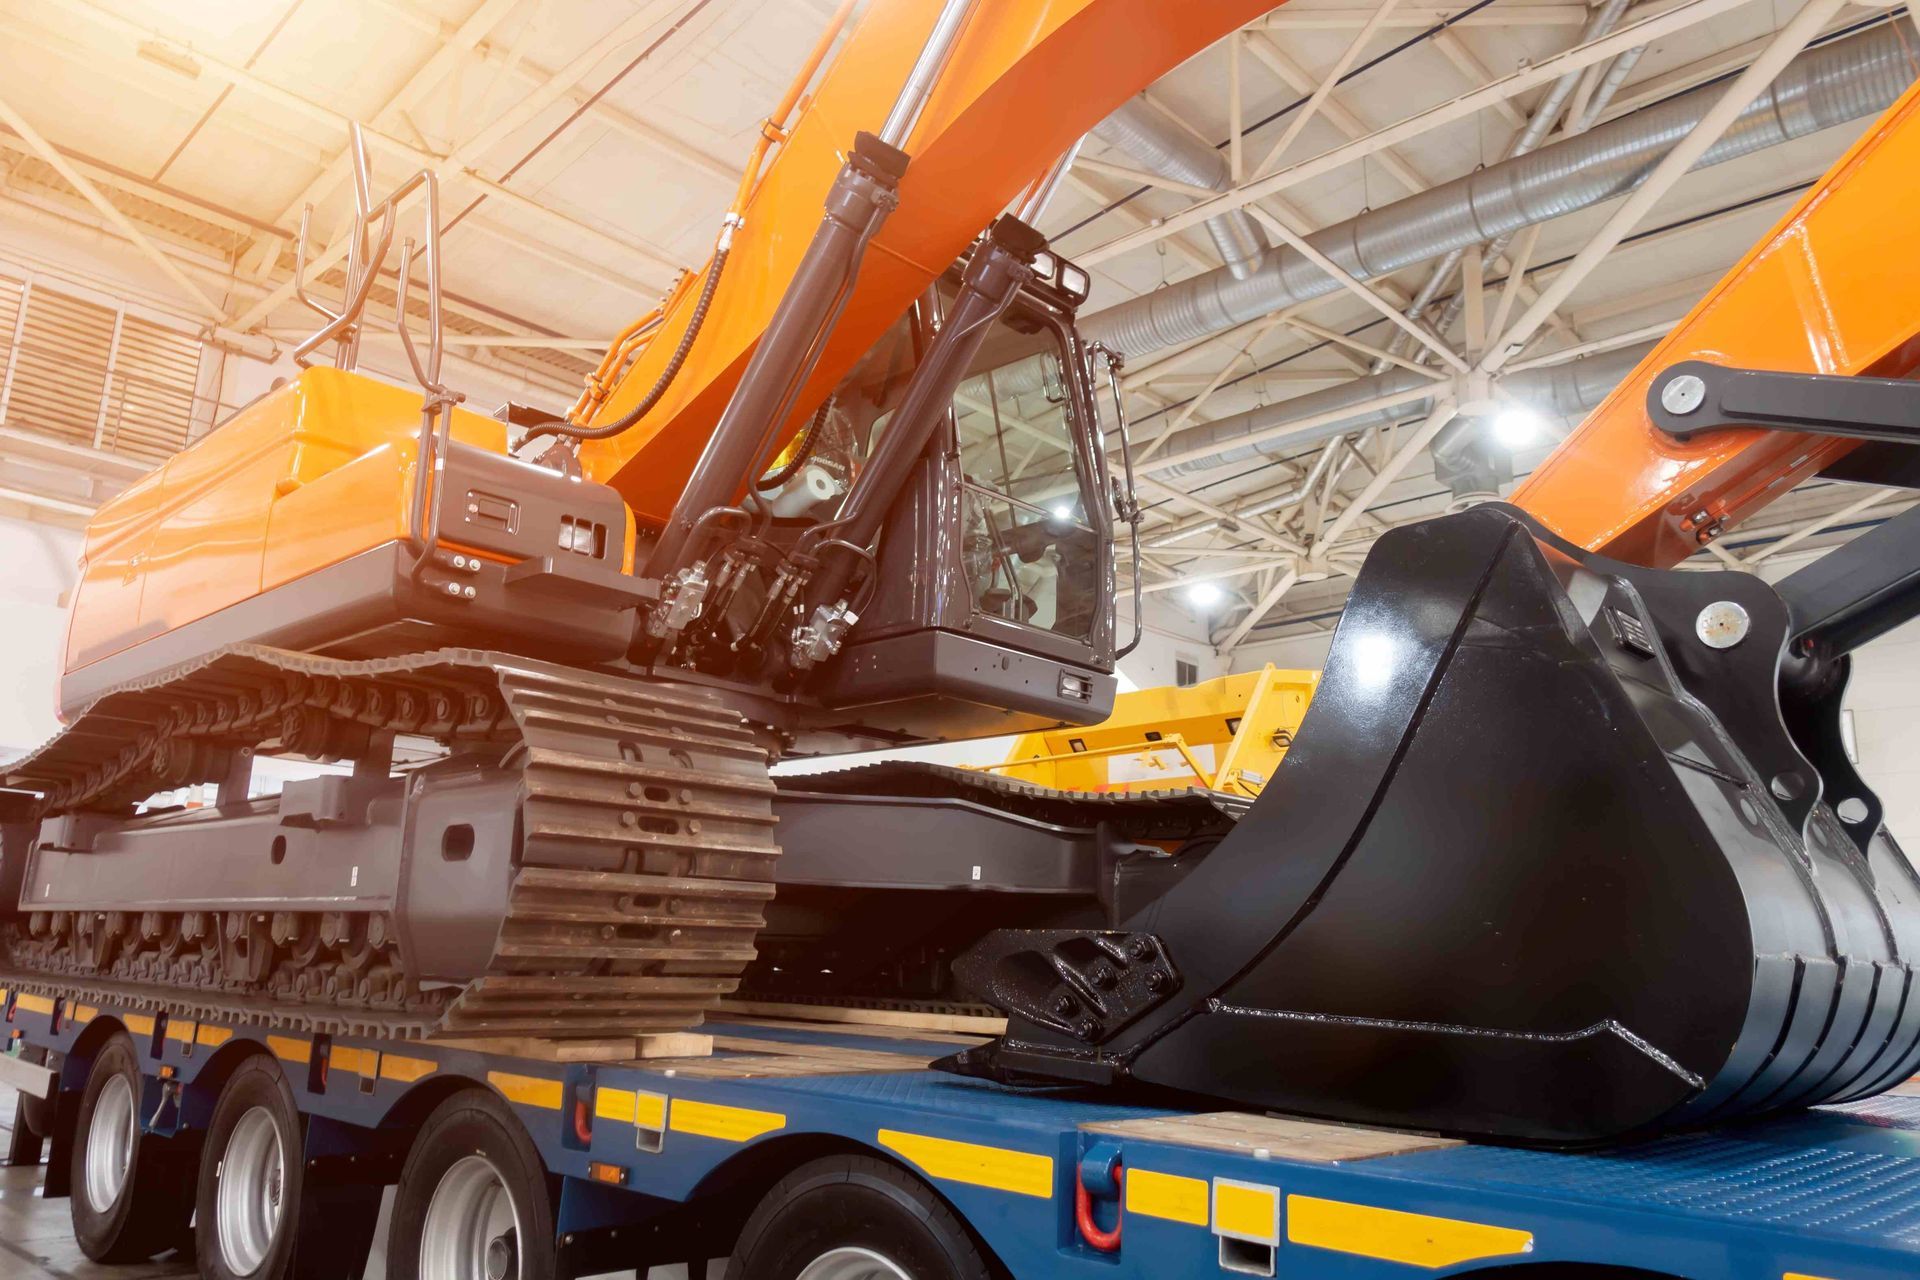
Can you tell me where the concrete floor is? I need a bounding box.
[0,1083,707,1280]
[0,1083,195,1279]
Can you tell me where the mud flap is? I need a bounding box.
[945,504,1920,1144]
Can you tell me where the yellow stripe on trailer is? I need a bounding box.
[14,993,54,1016]
[196,1025,233,1048]
[332,1046,379,1078]
[123,1013,156,1037]
[670,1098,784,1143]
[267,1035,311,1065]
[877,1129,1053,1199]
[1287,1195,1533,1267]
[379,1054,437,1084]
[1126,1168,1209,1225]
[1213,1179,1280,1244]
[489,1071,564,1111]
[597,1088,668,1130]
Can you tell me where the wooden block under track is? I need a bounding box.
[632,1032,714,1059]
[714,999,1006,1036]
[1079,1111,1458,1163]
[433,1033,713,1063]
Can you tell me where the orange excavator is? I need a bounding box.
[5,0,1920,1145]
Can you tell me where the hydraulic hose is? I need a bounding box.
[755,395,835,491]
[524,226,734,444]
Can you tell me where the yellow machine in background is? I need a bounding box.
[986,666,1318,797]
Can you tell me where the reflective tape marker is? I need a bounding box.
[670,1098,785,1143]
[488,1071,564,1111]
[1214,1179,1280,1245]
[878,1129,1053,1199]
[1287,1195,1533,1268]
[1127,1168,1210,1226]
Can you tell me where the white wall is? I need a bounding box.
[1847,618,1920,844]
[0,514,81,758]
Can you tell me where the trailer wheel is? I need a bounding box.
[727,1155,990,1280]
[196,1054,302,1280]
[388,1088,555,1280]
[69,1032,190,1262]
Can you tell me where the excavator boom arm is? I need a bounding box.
[1513,73,1920,565]
[574,0,1276,527]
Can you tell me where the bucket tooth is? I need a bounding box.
[945,504,1920,1145]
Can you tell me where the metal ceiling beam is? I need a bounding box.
[1482,0,1848,372]
[1077,0,1757,269]
[1426,29,1528,128]
[1058,171,1216,275]
[1220,565,1301,651]
[0,92,224,320]
[1249,205,1468,371]
[0,175,580,384]
[1240,31,1433,194]
[364,0,739,184]
[1744,488,1899,566]
[242,0,525,279]
[1252,0,1406,176]
[1264,5,1590,28]
[29,0,691,330]
[1313,400,1458,554]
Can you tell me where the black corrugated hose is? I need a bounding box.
[523,238,732,444]
[755,395,835,492]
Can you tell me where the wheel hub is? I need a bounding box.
[796,1246,914,1280]
[82,1073,136,1214]
[216,1105,287,1275]
[420,1154,524,1280]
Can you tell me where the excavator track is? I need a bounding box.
[0,645,779,1042]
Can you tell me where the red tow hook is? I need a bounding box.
[1075,1160,1124,1252]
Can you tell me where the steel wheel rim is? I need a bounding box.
[83,1073,136,1214]
[216,1106,286,1275]
[796,1246,914,1280]
[419,1154,523,1280]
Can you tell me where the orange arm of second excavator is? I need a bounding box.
[1513,74,1920,568]
[577,0,1279,529]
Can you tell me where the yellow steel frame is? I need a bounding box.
[988,665,1318,798]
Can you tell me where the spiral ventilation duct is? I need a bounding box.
[1149,339,1655,477]
[1083,24,1916,359]
[1091,98,1270,279]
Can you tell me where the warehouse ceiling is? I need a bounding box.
[0,0,1912,647]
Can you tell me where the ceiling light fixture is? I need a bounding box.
[1492,406,1545,448]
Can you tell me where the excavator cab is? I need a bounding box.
[635,214,1130,744]
[802,250,1126,738]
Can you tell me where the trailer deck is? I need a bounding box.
[3,984,1919,1278]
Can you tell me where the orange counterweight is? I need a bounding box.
[1513,75,1920,568]
[61,368,624,679]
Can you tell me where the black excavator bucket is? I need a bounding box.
[943,503,1920,1145]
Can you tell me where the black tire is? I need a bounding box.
[387,1088,556,1280]
[727,1154,991,1280]
[196,1054,303,1280]
[68,1032,191,1262]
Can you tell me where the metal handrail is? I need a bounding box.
[290,123,444,388]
